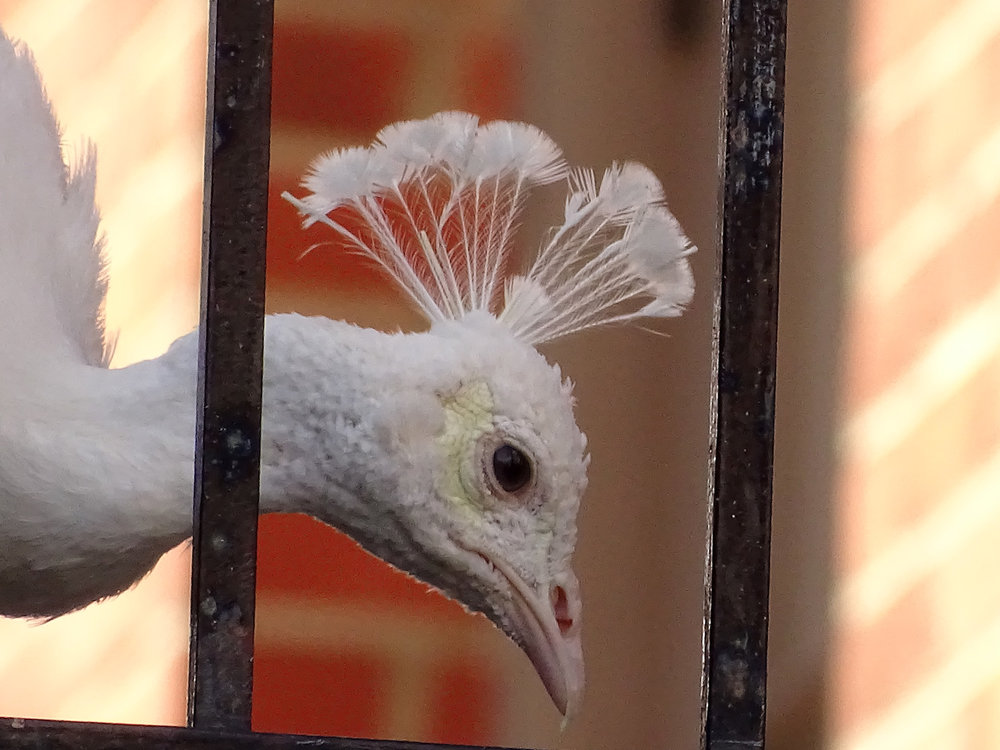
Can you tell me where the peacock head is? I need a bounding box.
[285,112,694,719]
[389,312,588,717]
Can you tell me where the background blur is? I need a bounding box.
[0,1,997,748]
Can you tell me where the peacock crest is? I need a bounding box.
[283,111,695,345]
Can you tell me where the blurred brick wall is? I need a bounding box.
[257,1,526,744]
[266,0,522,306]
[832,1,1000,748]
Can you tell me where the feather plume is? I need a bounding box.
[284,112,694,344]
[501,163,694,344]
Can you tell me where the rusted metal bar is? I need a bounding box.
[701,0,787,748]
[189,0,273,732]
[0,717,521,750]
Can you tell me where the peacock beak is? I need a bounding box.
[478,552,584,718]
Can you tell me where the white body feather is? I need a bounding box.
[0,29,692,717]
[0,312,579,620]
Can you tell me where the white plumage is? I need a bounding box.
[0,29,693,719]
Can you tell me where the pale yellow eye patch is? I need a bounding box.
[436,380,494,511]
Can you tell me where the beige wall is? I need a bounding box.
[521,1,847,747]
[520,2,719,748]
[771,2,848,748]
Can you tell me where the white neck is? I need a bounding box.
[0,313,448,618]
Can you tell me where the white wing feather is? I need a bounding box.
[0,30,111,373]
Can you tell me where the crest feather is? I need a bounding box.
[283,113,694,343]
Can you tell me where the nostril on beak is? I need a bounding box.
[551,584,574,635]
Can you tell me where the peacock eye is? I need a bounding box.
[492,443,533,494]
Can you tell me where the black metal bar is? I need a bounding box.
[189,0,273,732]
[0,718,523,750]
[701,0,787,748]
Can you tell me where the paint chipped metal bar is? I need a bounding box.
[189,0,274,732]
[701,0,787,748]
[0,717,523,750]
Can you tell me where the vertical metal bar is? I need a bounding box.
[189,0,273,732]
[701,0,787,749]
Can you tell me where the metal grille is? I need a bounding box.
[702,1,786,748]
[0,0,786,746]
[189,0,272,731]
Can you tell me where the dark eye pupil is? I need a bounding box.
[492,443,532,493]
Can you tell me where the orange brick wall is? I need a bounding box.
[832,0,1000,748]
